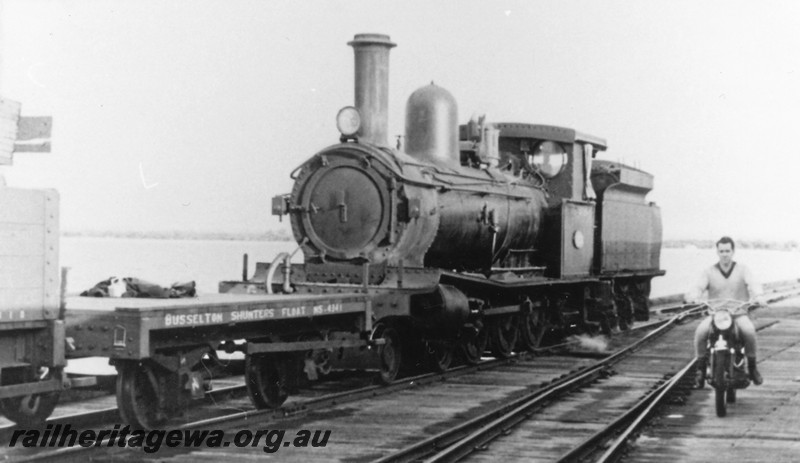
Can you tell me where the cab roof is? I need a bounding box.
[490,123,608,152]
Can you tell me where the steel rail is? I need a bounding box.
[594,360,695,463]
[375,305,703,463]
[415,289,800,463]
[14,350,547,462]
[17,312,673,456]
[0,291,733,437]
[555,359,695,463]
[571,311,782,463]
[13,287,799,462]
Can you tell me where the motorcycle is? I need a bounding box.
[700,300,758,417]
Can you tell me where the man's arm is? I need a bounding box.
[742,264,765,304]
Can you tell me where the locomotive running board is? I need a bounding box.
[440,270,601,289]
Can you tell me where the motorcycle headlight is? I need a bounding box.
[713,310,733,330]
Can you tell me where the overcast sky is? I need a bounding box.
[1,0,798,242]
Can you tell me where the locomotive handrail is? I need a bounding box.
[264,239,306,294]
[298,143,539,201]
[264,252,289,295]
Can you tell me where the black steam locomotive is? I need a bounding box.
[257,34,662,381]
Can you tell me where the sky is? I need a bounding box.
[0,0,798,242]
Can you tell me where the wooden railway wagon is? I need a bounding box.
[0,184,94,426]
[64,291,397,429]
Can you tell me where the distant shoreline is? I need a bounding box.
[663,239,798,251]
[60,232,797,251]
[61,230,293,242]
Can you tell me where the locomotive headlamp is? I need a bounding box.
[336,106,362,137]
[712,310,733,331]
[529,141,567,178]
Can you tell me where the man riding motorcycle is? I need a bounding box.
[685,236,765,389]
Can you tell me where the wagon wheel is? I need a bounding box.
[518,308,548,352]
[376,326,402,384]
[460,326,488,365]
[0,367,61,427]
[116,361,169,429]
[245,354,290,409]
[425,341,455,373]
[490,315,519,358]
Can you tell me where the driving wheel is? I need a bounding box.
[518,308,548,352]
[426,341,454,373]
[460,326,488,365]
[490,315,519,358]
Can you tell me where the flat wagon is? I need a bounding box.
[65,291,390,429]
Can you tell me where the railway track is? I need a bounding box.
[3,345,627,462]
[1,305,691,462]
[0,302,672,435]
[375,307,702,463]
[4,282,799,462]
[387,286,800,463]
[2,309,674,461]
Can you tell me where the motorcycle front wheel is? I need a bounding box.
[715,387,727,417]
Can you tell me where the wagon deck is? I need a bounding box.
[64,292,373,360]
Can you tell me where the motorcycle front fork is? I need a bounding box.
[709,349,746,388]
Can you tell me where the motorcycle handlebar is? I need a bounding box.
[696,299,764,316]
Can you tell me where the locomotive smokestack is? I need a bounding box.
[348,33,396,146]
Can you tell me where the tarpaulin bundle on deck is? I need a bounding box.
[80,277,196,298]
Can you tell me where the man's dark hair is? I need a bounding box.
[716,236,735,250]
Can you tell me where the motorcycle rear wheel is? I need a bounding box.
[726,387,736,404]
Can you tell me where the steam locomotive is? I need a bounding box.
[244,33,663,387]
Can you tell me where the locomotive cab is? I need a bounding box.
[459,122,607,279]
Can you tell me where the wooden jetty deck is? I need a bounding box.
[630,298,800,463]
